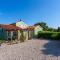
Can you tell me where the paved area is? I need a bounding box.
[0,39,60,60]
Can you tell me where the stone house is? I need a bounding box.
[0,20,43,42]
[0,24,21,41]
[34,25,43,36]
[16,20,35,40]
[0,22,34,42]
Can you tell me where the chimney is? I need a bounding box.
[20,19,22,21]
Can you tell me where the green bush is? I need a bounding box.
[0,37,5,40]
[0,37,5,43]
[37,31,60,40]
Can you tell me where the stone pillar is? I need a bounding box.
[11,31,13,42]
[25,31,28,40]
[28,31,29,40]
[6,31,8,40]
[18,30,21,41]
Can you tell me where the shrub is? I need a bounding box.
[37,31,60,40]
[0,37,5,43]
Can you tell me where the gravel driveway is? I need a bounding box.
[0,39,60,60]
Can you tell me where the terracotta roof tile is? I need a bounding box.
[0,24,21,31]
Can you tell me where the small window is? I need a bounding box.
[13,31,17,36]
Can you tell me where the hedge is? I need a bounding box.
[37,31,60,40]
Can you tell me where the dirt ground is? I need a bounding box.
[0,39,60,60]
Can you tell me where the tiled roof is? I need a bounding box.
[27,26,35,30]
[0,24,21,31]
[0,24,35,31]
[21,26,35,30]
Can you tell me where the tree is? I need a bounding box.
[47,28,54,31]
[57,27,60,32]
[34,22,48,31]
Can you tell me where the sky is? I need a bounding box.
[0,0,60,28]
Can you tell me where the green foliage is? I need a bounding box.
[0,37,5,43]
[34,22,48,31]
[47,28,54,31]
[0,37,5,40]
[34,22,60,32]
[37,31,60,40]
[57,27,60,32]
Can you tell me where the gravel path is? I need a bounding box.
[0,39,60,60]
